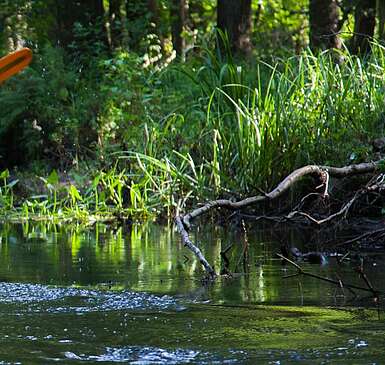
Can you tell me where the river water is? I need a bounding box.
[0,221,384,364]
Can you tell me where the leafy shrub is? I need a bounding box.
[0,45,101,168]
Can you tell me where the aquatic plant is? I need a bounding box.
[0,169,18,211]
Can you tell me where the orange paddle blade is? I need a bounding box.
[0,48,33,83]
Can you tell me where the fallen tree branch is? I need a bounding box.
[334,228,385,248]
[277,254,382,295]
[181,161,380,229]
[175,216,216,278]
[175,160,383,276]
[286,189,361,224]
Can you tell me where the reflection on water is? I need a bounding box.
[0,221,384,363]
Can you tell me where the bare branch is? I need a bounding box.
[277,254,382,295]
[175,160,384,276]
[175,216,216,278]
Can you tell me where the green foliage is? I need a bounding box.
[97,51,147,154]
[182,29,247,108]
[0,45,102,167]
[254,0,308,53]
[201,46,385,191]
[2,1,385,221]
[0,169,18,210]
[4,42,385,220]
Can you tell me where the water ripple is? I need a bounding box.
[0,282,184,313]
[80,347,202,364]
[63,347,245,364]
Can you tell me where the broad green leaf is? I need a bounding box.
[47,170,59,185]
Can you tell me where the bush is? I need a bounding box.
[0,45,103,168]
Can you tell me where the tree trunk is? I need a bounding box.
[309,0,341,51]
[55,0,108,50]
[148,0,165,51]
[125,0,148,50]
[147,0,159,24]
[91,0,104,17]
[217,0,252,55]
[0,10,7,50]
[90,0,109,50]
[109,0,123,49]
[378,0,385,41]
[170,0,186,58]
[352,0,376,54]
[55,0,84,47]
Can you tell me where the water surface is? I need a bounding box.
[0,221,384,364]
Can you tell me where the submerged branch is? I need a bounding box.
[175,216,216,278]
[277,254,382,296]
[335,228,385,248]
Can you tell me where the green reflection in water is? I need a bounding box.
[0,222,385,363]
[0,222,216,296]
[1,221,385,306]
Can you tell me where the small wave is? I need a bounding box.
[0,282,184,313]
[64,347,253,364]
[69,347,202,364]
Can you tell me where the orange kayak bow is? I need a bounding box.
[0,48,32,84]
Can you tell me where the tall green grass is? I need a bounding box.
[112,42,385,214]
[2,40,385,221]
[171,40,385,193]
